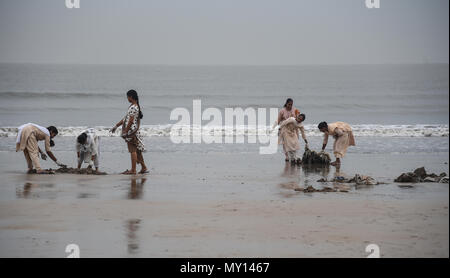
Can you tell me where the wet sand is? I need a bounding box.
[0,150,448,257]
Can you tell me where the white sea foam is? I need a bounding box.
[0,124,448,138]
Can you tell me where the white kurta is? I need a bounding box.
[76,128,100,167]
[278,117,307,152]
[323,122,355,158]
[76,128,99,156]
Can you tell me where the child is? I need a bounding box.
[76,128,100,172]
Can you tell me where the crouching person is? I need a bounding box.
[16,123,65,174]
[76,128,100,172]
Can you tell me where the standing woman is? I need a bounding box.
[111,90,148,175]
[277,98,299,161]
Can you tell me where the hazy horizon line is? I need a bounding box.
[0,62,448,67]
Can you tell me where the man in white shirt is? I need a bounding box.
[76,128,100,172]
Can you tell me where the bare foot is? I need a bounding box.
[138,168,149,174]
[121,170,136,175]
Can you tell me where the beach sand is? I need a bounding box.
[0,145,448,258]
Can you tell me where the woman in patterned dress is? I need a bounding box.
[111,90,148,175]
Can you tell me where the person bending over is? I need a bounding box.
[318,121,355,166]
[76,128,100,172]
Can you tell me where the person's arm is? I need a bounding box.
[38,147,47,160]
[111,119,124,133]
[299,126,307,143]
[75,142,81,168]
[44,136,54,159]
[77,152,82,168]
[322,133,328,151]
[46,150,58,162]
[44,136,65,166]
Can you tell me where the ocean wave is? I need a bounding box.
[0,91,119,99]
[0,91,276,99]
[0,124,448,138]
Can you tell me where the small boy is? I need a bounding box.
[76,128,100,172]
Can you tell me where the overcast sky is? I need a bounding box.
[0,0,448,65]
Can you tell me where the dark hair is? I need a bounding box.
[318,121,328,130]
[283,98,293,108]
[47,126,58,136]
[46,126,57,147]
[127,90,143,119]
[299,113,306,121]
[77,133,87,144]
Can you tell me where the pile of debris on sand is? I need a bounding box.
[394,167,448,183]
[317,174,379,185]
[27,169,54,174]
[294,185,349,193]
[48,167,107,175]
[302,146,331,165]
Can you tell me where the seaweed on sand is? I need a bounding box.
[302,146,331,165]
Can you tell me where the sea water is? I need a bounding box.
[0,63,448,154]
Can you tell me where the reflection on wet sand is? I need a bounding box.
[128,177,147,200]
[125,219,141,255]
[331,167,352,192]
[279,163,302,197]
[16,182,36,199]
[78,193,97,199]
[302,164,330,190]
[302,164,330,178]
[16,182,55,199]
[281,162,300,178]
[279,162,355,194]
[279,181,301,191]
